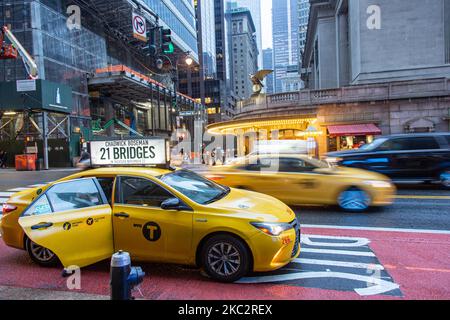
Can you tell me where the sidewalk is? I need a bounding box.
[0,168,82,192]
[0,285,108,300]
[0,167,81,173]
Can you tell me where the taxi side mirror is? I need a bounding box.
[161,198,192,211]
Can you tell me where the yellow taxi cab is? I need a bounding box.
[0,167,301,282]
[204,154,396,212]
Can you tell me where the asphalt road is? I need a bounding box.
[295,195,450,231]
[1,168,449,231]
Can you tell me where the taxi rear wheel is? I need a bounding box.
[201,235,250,283]
[440,171,450,189]
[25,238,58,267]
[337,187,371,212]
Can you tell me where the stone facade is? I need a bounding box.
[302,0,450,89]
[213,78,450,156]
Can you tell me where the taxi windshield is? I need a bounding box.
[160,170,230,205]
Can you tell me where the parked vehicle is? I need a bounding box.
[0,167,300,283]
[326,133,450,188]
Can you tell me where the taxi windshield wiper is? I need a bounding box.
[203,186,230,204]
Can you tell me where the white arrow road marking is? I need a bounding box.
[301,248,375,257]
[293,258,384,270]
[236,272,400,296]
[301,234,370,247]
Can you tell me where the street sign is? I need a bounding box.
[16,80,36,92]
[132,12,147,42]
[179,111,196,117]
[90,138,168,166]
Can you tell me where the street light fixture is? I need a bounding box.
[185,55,193,66]
[155,51,193,70]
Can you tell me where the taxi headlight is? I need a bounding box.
[363,180,392,188]
[250,222,293,236]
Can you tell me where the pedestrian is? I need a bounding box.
[201,143,206,164]
[211,148,216,166]
[77,148,91,169]
[1,150,7,168]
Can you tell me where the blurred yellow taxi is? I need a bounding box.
[204,154,396,212]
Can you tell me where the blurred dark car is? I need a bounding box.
[326,133,450,188]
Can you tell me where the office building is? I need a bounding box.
[262,48,275,94]
[272,0,301,93]
[232,0,262,69]
[229,7,258,100]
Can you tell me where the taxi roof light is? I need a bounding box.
[88,137,172,169]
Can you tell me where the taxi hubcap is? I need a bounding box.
[338,189,370,211]
[30,242,55,262]
[207,242,241,276]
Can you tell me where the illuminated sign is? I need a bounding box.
[90,138,167,166]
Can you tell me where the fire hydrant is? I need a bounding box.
[110,251,145,300]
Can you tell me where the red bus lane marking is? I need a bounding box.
[0,226,448,299]
[301,227,450,299]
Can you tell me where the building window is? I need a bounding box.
[446,0,450,64]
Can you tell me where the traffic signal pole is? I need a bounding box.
[42,111,49,170]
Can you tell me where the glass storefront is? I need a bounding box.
[328,135,375,152]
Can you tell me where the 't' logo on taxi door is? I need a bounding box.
[142,222,161,242]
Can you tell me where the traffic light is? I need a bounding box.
[171,95,177,109]
[161,28,174,54]
[143,28,157,57]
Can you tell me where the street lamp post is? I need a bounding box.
[156,52,194,140]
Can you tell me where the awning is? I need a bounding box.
[88,65,198,106]
[327,124,382,137]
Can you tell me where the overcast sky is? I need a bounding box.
[261,0,273,49]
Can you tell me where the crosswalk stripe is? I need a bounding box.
[7,187,30,192]
[293,258,384,270]
[0,192,15,197]
[29,184,47,188]
[301,248,376,257]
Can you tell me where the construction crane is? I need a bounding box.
[0,25,38,79]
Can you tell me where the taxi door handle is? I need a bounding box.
[114,212,130,218]
[31,222,53,230]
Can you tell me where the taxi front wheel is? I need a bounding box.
[201,235,250,283]
[25,238,58,267]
